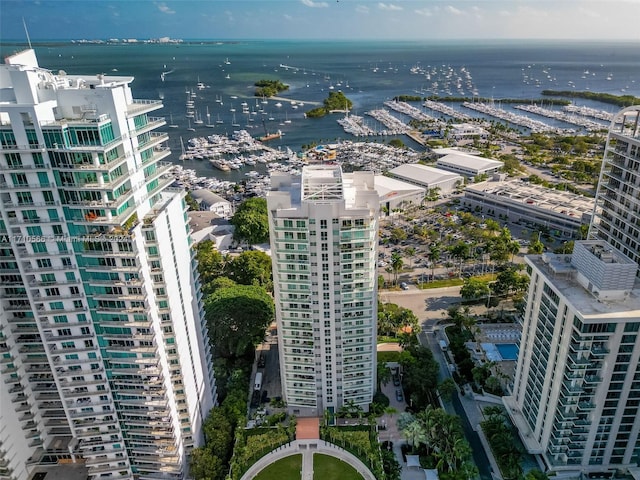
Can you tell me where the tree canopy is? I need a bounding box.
[305,91,353,118]
[254,79,289,98]
[230,197,269,245]
[205,284,274,359]
[226,250,273,291]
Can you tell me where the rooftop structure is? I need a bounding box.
[373,175,425,214]
[435,151,504,177]
[464,178,594,238]
[387,163,463,195]
[267,166,379,416]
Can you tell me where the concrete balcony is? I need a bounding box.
[126,99,163,117]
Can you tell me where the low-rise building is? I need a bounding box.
[387,163,463,195]
[464,178,594,238]
[435,151,503,177]
[444,122,489,141]
[373,175,425,214]
[190,190,233,218]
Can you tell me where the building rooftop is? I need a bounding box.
[466,178,595,219]
[373,175,425,200]
[436,152,504,171]
[388,163,463,185]
[190,190,229,205]
[301,165,344,201]
[526,251,640,319]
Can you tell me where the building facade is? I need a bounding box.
[505,242,640,475]
[0,50,215,480]
[590,105,640,272]
[267,166,378,417]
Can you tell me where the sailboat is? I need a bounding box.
[284,112,291,124]
[193,111,204,125]
[187,119,195,132]
[179,137,188,160]
[168,114,178,128]
[231,114,240,127]
[205,107,215,128]
[216,113,223,124]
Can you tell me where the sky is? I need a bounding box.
[1,0,640,41]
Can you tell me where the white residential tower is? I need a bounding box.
[267,166,379,417]
[0,50,216,480]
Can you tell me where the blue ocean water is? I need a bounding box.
[3,40,639,179]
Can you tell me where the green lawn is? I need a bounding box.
[313,453,364,480]
[253,454,302,480]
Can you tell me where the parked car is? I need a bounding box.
[393,376,401,386]
[400,282,409,290]
[395,389,403,402]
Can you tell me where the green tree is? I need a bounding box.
[404,246,416,268]
[203,409,234,460]
[437,378,457,402]
[377,360,392,388]
[205,284,274,358]
[230,197,269,245]
[390,227,407,244]
[390,252,404,286]
[460,277,490,301]
[428,244,441,280]
[185,191,200,211]
[226,250,272,290]
[194,240,227,288]
[528,238,545,254]
[189,447,224,480]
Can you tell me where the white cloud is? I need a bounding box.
[446,5,463,15]
[378,3,403,11]
[356,5,370,14]
[578,7,600,18]
[301,0,329,7]
[156,2,175,15]
[283,14,293,21]
[414,8,433,17]
[498,10,511,17]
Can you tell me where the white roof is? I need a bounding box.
[389,163,462,186]
[437,152,503,171]
[432,147,481,156]
[374,175,425,200]
[190,190,230,205]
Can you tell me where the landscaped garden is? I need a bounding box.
[253,454,301,480]
[314,453,363,480]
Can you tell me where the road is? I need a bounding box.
[384,288,494,480]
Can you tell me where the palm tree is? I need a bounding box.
[427,244,440,281]
[508,240,521,263]
[402,420,426,452]
[390,252,403,286]
[404,246,416,268]
[377,360,392,388]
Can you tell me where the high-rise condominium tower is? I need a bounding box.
[505,242,640,474]
[590,105,640,270]
[267,166,379,416]
[505,106,640,475]
[0,50,215,480]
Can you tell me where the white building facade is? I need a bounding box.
[504,241,640,475]
[0,50,215,480]
[267,166,379,417]
[590,105,640,272]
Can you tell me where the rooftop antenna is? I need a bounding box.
[23,18,33,49]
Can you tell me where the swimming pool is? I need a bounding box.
[495,343,519,361]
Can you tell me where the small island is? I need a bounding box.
[305,91,353,118]
[254,79,289,98]
[542,90,640,107]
